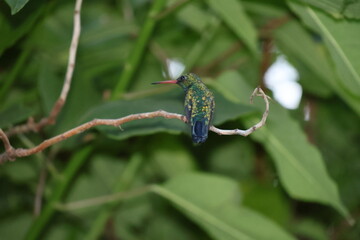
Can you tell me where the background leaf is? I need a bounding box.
[0,104,35,128]
[211,71,350,219]
[297,0,360,19]
[4,0,30,14]
[288,1,360,101]
[153,172,295,240]
[1,0,359,239]
[207,0,258,55]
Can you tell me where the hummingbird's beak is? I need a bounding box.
[151,80,178,85]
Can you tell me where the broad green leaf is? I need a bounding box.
[273,19,360,115]
[212,71,350,220]
[209,139,255,180]
[0,104,35,128]
[207,0,258,54]
[288,1,360,99]
[149,135,197,178]
[292,219,328,240]
[80,89,254,140]
[152,173,295,240]
[242,182,291,227]
[0,214,32,239]
[0,6,42,56]
[2,160,38,183]
[314,100,360,210]
[177,4,211,33]
[43,222,84,240]
[65,155,126,203]
[273,20,333,98]
[114,195,154,239]
[342,1,360,19]
[51,70,102,135]
[25,147,92,240]
[145,214,200,240]
[183,17,221,72]
[297,0,360,19]
[4,0,30,14]
[243,1,288,20]
[298,0,342,18]
[38,64,63,114]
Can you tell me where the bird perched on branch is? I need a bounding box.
[152,73,215,143]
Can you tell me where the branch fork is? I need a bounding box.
[0,0,270,164]
[5,0,83,137]
[0,88,270,164]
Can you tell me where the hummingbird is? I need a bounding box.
[152,73,215,144]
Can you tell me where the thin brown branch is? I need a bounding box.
[210,87,270,136]
[121,0,134,21]
[0,111,186,163]
[259,15,291,38]
[0,129,14,161]
[6,0,83,137]
[259,38,273,89]
[0,88,270,164]
[34,164,47,216]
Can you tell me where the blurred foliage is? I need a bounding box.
[0,0,359,239]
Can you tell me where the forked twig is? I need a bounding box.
[210,87,270,136]
[0,88,270,164]
[5,0,83,137]
[0,129,15,161]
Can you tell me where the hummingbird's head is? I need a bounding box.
[152,73,202,91]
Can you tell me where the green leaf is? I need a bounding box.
[342,1,360,19]
[146,216,199,240]
[296,0,360,19]
[177,4,211,33]
[292,219,328,240]
[273,20,333,98]
[65,155,126,203]
[80,89,254,140]
[0,5,43,56]
[52,71,102,135]
[37,63,63,114]
[288,1,360,100]
[0,214,32,240]
[152,173,295,240]
[149,135,197,178]
[313,100,360,210]
[208,139,255,180]
[212,71,350,220]
[4,0,30,14]
[25,147,92,240]
[207,0,258,55]
[273,19,360,115]
[0,104,35,128]
[2,160,38,183]
[242,182,291,227]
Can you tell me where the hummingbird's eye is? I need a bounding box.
[177,75,186,82]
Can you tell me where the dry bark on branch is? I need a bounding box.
[0,87,270,164]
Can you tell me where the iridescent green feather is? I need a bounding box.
[179,73,215,143]
[152,73,215,143]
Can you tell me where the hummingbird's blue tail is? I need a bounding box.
[191,120,209,144]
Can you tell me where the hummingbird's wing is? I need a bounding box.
[184,97,192,124]
[184,91,212,144]
[189,97,210,143]
[209,97,215,124]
